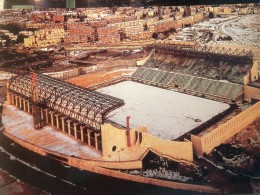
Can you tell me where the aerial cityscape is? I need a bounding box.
[0,2,260,194]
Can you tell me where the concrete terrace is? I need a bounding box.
[1,104,148,163]
[2,104,101,159]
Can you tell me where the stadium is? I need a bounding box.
[4,43,260,168]
[1,5,260,193]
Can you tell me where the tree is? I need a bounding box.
[209,12,214,19]
[1,35,10,47]
[17,34,26,44]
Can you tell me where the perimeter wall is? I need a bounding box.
[244,85,260,100]
[191,101,260,156]
[101,123,193,162]
[141,133,193,162]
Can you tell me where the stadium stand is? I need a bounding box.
[144,53,250,84]
[132,67,243,102]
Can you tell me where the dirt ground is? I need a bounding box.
[194,117,260,194]
[226,118,260,156]
[67,69,134,87]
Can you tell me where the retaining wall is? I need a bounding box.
[191,102,260,155]
[101,123,193,162]
[3,130,218,193]
[141,133,193,162]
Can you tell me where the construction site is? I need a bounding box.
[0,4,260,194]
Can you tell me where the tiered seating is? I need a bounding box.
[132,67,145,79]
[161,72,175,85]
[205,69,218,78]
[145,58,155,67]
[164,55,173,64]
[182,59,194,73]
[140,69,159,81]
[205,81,232,97]
[161,63,172,71]
[169,74,192,88]
[131,67,244,101]
[226,85,243,99]
[153,61,162,68]
[157,53,167,61]
[188,62,200,74]
[186,77,210,92]
[144,53,250,84]
[153,71,168,83]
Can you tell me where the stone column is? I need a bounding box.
[67,120,72,135]
[23,99,27,112]
[50,111,55,127]
[95,133,100,150]
[11,93,14,105]
[19,96,22,109]
[55,114,60,129]
[73,123,79,139]
[6,91,12,105]
[27,101,31,114]
[40,108,44,120]
[87,129,93,147]
[61,117,66,133]
[80,126,84,142]
[15,95,18,107]
[44,109,49,123]
[31,102,34,115]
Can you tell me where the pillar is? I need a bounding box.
[15,95,18,107]
[6,91,12,105]
[55,114,60,129]
[67,120,72,135]
[73,123,78,139]
[44,108,49,123]
[27,101,31,114]
[50,111,55,127]
[19,96,22,109]
[31,102,34,115]
[11,93,14,105]
[87,129,93,147]
[95,133,100,150]
[23,99,26,112]
[40,108,44,120]
[61,117,66,133]
[80,126,84,142]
